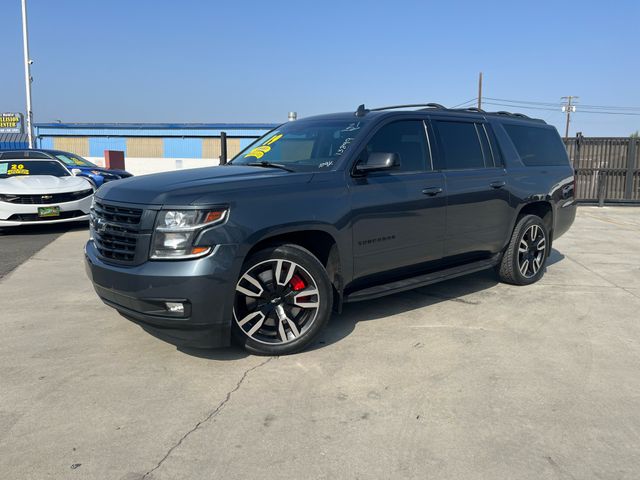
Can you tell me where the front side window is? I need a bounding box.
[503,124,569,166]
[231,119,369,172]
[0,160,70,179]
[434,120,487,170]
[358,120,430,172]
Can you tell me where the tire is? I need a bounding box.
[232,244,333,355]
[497,214,549,286]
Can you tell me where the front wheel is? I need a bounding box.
[497,214,549,285]
[232,244,333,355]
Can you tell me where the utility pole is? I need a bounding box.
[477,72,483,110]
[21,0,35,148]
[561,96,578,140]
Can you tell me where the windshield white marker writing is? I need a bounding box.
[336,137,354,156]
[342,122,362,132]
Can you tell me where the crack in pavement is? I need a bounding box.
[142,357,274,479]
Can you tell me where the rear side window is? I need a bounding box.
[362,120,430,172]
[503,124,568,166]
[433,121,486,170]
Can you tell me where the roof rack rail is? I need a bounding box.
[353,103,538,122]
[455,107,485,113]
[494,111,531,119]
[355,103,445,116]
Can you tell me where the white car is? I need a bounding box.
[0,158,94,227]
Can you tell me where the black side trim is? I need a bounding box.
[344,254,501,303]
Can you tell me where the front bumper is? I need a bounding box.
[0,195,92,226]
[84,240,242,348]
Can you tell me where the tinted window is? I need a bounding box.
[503,124,569,166]
[361,120,429,172]
[0,160,70,179]
[0,151,48,159]
[435,121,486,170]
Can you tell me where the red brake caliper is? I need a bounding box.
[289,274,306,292]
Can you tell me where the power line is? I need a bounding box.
[483,101,640,116]
[482,101,559,112]
[578,110,640,116]
[484,97,561,107]
[451,97,478,108]
[485,96,640,113]
[577,105,640,111]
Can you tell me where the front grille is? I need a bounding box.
[92,201,144,263]
[8,210,86,222]
[2,189,94,205]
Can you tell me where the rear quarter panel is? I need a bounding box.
[490,118,576,244]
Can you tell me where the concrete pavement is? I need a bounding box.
[0,221,88,278]
[1,207,639,479]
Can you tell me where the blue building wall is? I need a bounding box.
[33,123,276,158]
[39,137,54,149]
[89,137,127,157]
[240,138,256,150]
[163,137,202,159]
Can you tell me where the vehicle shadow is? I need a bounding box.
[308,248,567,352]
[546,248,565,267]
[0,221,89,236]
[177,345,249,361]
[306,269,500,352]
[148,249,567,359]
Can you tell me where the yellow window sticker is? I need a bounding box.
[244,133,283,159]
[7,163,30,175]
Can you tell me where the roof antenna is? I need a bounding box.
[355,104,369,117]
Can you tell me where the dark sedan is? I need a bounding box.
[0,149,133,187]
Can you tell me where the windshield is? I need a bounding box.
[54,153,97,168]
[231,119,368,171]
[0,160,70,179]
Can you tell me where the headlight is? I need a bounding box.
[151,208,227,259]
[0,194,19,203]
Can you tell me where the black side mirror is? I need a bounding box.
[355,152,399,174]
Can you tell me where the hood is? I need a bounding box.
[0,175,93,194]
[97,165,312,205]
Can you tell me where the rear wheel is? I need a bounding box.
[497,214,549,285]
[232,244,333,355]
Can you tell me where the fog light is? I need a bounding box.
[165,302,185,314]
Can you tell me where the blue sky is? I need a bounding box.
[1,0,639,136]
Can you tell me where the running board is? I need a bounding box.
[343,254,501,303]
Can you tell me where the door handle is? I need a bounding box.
[490,181,506,189]
[422,187,443,196]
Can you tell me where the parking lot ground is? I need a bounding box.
[1,206,640,480]
[0,221,88,278]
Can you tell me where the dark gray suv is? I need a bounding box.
[85,104,576,355]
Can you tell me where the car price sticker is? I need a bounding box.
[244,133,283,159]
[7,163,29,175]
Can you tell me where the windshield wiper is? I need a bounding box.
[246,161,294,172]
